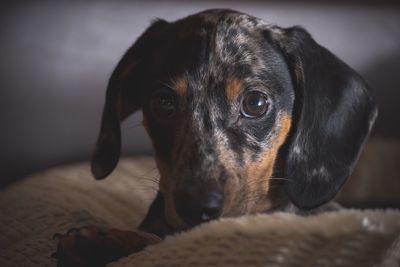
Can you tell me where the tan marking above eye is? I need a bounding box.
[225,77,243,102]
[172,77,187,96]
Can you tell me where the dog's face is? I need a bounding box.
[91,10,377,229]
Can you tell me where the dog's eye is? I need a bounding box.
[241,91,269,118]
[151,90,177,120]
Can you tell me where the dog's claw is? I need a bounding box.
[52,233,64,240]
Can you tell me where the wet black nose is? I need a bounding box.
[175,191,223,226]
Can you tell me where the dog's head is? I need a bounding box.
[91,9,377,228]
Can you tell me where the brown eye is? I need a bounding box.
[151,90,177,120]
[241,91,269,118]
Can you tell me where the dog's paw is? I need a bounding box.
[52,226,161,267]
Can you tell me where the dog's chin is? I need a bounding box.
[163,198,191,231]
[165,211,224,232]
[165,213,189,231]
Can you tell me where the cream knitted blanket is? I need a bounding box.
[0,157,399,267]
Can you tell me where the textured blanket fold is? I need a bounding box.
[114,210,400,267]
[0,157,399,267]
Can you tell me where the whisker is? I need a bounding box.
[129,174,160,185]
[159,80,175,91]
[268,177,289,181]
[141,167,159,176]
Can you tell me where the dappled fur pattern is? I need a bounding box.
[92,9,377,231]
[65,9,377,265]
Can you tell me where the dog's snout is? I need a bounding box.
[174,191,223,226]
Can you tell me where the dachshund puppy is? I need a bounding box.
[54,9,377,266]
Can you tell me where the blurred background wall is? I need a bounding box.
[0,1,399,199]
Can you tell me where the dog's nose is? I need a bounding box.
[174,191,223,226]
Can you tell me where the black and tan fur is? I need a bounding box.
[54,9,377,267]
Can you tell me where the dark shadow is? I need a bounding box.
[361,53,400,140]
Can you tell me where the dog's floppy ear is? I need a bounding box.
[91,20,168,180]
[278,27,378,209]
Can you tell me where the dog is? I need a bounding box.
[53,9,377,267]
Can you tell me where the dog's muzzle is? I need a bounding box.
[174,186,223,226]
